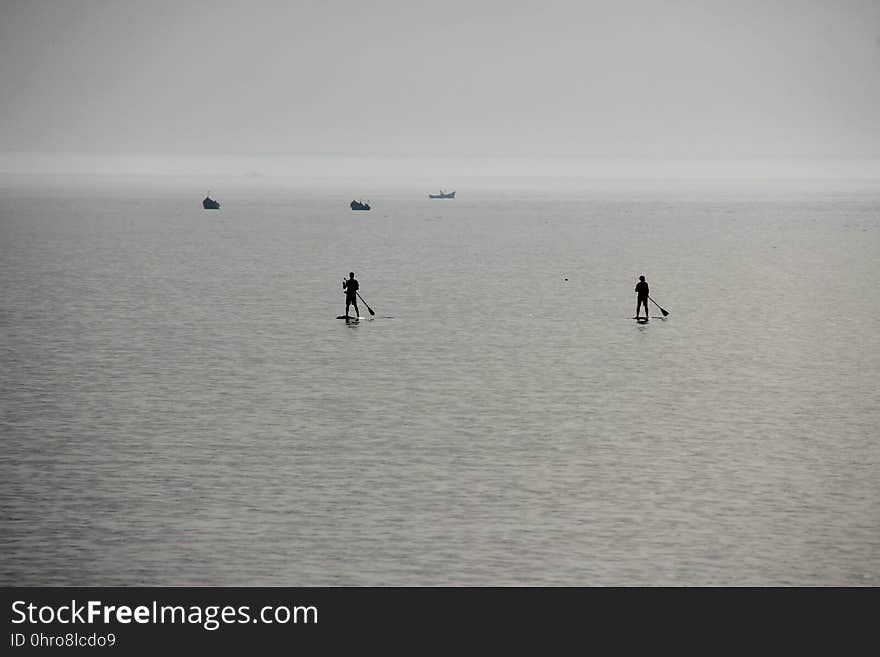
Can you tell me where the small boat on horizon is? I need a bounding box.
[203,195,220,210]
[429,189,455,199]
[351,199,371,211]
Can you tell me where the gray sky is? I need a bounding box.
[1,0,879,176]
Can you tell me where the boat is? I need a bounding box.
[350,200,371,211]
[429,190,455,199]
[202,196,220,209]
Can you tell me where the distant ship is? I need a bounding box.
[351,200,371,211]
[429,190,455,199]
[203,196,220,210]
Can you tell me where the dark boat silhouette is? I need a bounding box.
[203,196,220,210]
[350,199,371,211]
[429,189,455,199]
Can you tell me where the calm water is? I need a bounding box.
[1,178,878,585]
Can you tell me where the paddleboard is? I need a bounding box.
[337,315,367,320]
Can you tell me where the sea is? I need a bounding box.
[1,175,878,585]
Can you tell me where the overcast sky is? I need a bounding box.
[1,0,879,176]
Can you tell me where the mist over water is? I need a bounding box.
[3,1,879,159]
[1,177,878,585]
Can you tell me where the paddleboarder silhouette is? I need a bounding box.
[635,275,649,320]
[343,272,360,318]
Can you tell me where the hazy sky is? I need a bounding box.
[1,0,879,166]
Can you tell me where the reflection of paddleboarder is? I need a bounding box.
[343,272,360,318]
[635,275,649,320]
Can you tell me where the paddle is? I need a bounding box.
[357,292,375,316]
[648,296,669,317]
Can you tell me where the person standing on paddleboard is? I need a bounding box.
[635,275,649,320]
[343,272,360,318]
